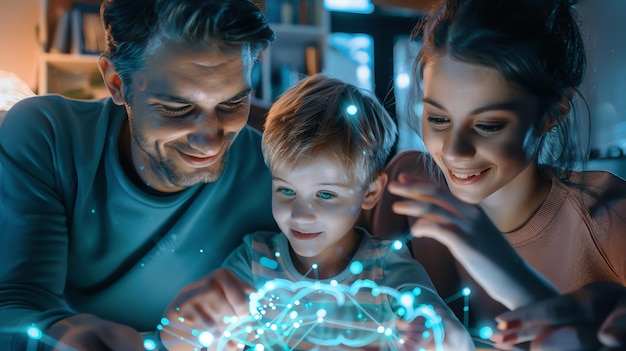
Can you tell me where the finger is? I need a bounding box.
[491,324,546,345]
[598,295,626,347]
[388,180,462,216]
[496,294,586,331]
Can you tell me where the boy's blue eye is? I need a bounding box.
[317,191,334,200]
[279,188,295,196]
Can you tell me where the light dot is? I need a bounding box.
[198,331,214,347]
[349,261,363,274]
[400,292,415,307]
[392,240,403,250]
[422,330,431,338]
[274,251,281,258]
[346,104,358,115]
[289,311,298,319]
[143,339,157,350]
[177,317,184,322]
[254,345,265,351]
[312,263,318,269]
[377,326,385,333]
[26,326,42,340]
[412,287,422,296]
[91,209,95,214]
[316,309,327,318]
[462,287,471,296]
[160,318,169,326]
[199,249,203,253]
[479,326,493,339]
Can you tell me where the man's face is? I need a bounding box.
[124,39,253,193]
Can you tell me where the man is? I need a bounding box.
[0,0,278,349]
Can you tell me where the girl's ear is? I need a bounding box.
[98,54,126,105]
[361,172,388,211]
[544,88,575,132]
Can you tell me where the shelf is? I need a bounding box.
[38,53,107,99]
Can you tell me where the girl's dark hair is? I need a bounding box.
[101,0,275,101]
[409,0,588,179]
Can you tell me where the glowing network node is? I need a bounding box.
[349,261,364,274]
[198,331,214,347]
[259,257,278,270]
[143,339,157,350]
[26,325,42,340]
[392,240,403,250]
[160,317,169,326]
[479,326,493,339]
[462,287,471,296]
[346,104,358,115]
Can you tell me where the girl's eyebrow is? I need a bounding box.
[423,97,520,115]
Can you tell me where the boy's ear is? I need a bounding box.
[98,54,126,105]
[361,172,388,211]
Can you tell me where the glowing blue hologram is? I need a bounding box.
[26,325,42,340]
[462,287,471,296]
[346,104,358,116]
[392,240,403,250]
[479,326,493,340]
[209,278,445,351]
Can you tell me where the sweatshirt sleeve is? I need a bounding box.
[0,97,77,349]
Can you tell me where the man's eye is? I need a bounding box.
[476,123,505,134]
[158,105,194,118]
[317,191,335,200]
[219,98,249,113]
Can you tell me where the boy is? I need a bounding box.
[160,74,473,350]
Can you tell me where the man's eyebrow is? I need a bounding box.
[146,88,252,104]
[423,97,520,115]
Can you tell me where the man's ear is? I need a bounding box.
[361,172,388,211]
[98,54,126,105]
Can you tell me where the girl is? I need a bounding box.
[360,0,626,349]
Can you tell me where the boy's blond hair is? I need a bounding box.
[262,74,397,185]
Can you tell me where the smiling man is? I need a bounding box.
[0,1,278,350]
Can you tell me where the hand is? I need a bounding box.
[493,282,626,350]
[46,313,145,351]
[395,314,475,351]
[159,268,254,351]
[388,173,557,310]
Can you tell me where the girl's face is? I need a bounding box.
[421,54,547,205]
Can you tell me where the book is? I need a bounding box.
[70,3,105,55]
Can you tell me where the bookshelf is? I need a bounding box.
[38,0,106,99]
[253,0,330,107]
[38,0,329,104]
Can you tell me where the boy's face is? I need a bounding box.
[271,155,371,273]
[123,39,253,193]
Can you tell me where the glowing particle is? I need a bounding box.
[91,209,95,214]
[462,287,471,296]
[479,326,493,339]
[422,330,431,338]
[349,261,363,274]
[384,328,393,336]
[312,263,318,270]
[160,318,169,326]
[412,287,422,296]
[289,311,298,319]
[143,339,157,350]
[140,263,145,267]
[293,322,300,328]
[177,317,184,322]
[463,306,469,312]
[376,326,385,333]
[199,249,203,253]
[400,292,415,307]
[260,257,278,270]
[254,345,265,351]
[257,328,265,335]
[198,331,214,347]
[191,329,200,336]
[26,325,42,340]
[346,104,358,115]
[392,240,403,250]
[274,251,281,258]
[330,280,338,286]
[316,309,327,318]
[223,331,231,338]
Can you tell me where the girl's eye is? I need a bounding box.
[426,116,450,130]
[158,105,194,118]
[278,187,295,196]
[475,123,505,134]
[317,191,335,200]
